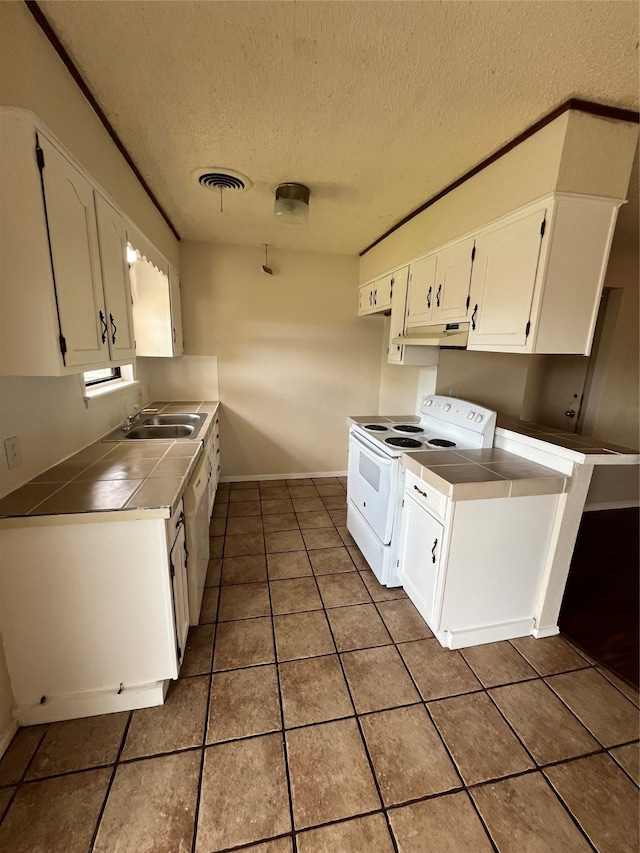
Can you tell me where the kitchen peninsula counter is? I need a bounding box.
[0,401,219,523]
[402,447,567,500]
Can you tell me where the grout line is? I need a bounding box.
[537,770,600,852]
[190,542,223,853]
[89,710,133,851]
[263,529,298,852]
[320,598,401,853]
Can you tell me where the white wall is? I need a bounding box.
[180,242,382,477]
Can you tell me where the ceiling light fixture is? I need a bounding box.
[274,183,310,225]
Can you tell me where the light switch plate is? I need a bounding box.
[4,436,21,469]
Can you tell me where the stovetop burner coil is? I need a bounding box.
[393,424,425,434]
[364,424,389,432]
[428,438,456,447]
[385,437,423,448]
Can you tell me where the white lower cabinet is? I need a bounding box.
[169,514,189,667]
[398,470,560,649]
[397,489,443,626]
[0,508,187,724]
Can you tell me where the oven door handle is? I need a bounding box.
[349,429,396,464]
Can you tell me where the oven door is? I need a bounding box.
[347,429,400,544]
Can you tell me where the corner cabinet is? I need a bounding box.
[0,504,190,725]
[0,108,137,375]
[467,194,622,355]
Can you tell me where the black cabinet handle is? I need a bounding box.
[99,310,108,344]
[436,284,442,308]
[173,327,177,346]
[431,539,438,564]
[471,304,478,331]
[109,313,117,345]
[373,289,377,306]
[413,484,428,499]
[426,286,432,309]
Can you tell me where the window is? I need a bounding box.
[83,367,122,386]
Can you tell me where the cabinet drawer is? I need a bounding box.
[404,470,447,521]
[167,498,185,549]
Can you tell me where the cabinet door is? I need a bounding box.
[95,193,136,361]
[387,266,409,363]
[397,491,444,630]
[358,282,375,315]
[168,266,184,355]
[129,257,173,356]
[467,208,546,349]
[432,237,474,323]
[169,524,190,669]
[373,273,394,312]
[406,254,436,327]
[38,135,108,368]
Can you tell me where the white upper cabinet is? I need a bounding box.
[387,266,439,367]
[432,237,475,323]
[406,254,437,327]
[37,134,109,369]
[127,227,183,358]
[466,206,546,349]
[467,194,622,354]
[358,272,394,316]
[95,192,136,362]
[169,266,184,356]
[0,108,156,376]
[406,238,474,328]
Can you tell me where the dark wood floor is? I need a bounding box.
[559,507,639,688]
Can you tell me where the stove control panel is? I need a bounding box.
[420,395,496,441]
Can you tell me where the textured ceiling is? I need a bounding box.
[38,1,639,255]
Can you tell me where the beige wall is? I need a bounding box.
[180,242,381,477]
[0,1,178,266]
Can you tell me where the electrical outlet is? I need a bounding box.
[4,436,22,469]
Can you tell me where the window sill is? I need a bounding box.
[81,377,142,408]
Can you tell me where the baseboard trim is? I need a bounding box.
[220,471,347,483]
[0,719,18,759]
[438,618,536,649]
[15,680,169,726]
[583,500,640,512]
[532,624,560,639]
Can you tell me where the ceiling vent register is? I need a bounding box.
[195,169,251,192]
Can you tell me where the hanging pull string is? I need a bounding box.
[219,186,223,213]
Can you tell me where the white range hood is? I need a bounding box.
[392,323,469,348]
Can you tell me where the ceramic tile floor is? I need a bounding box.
[0,476,639,852]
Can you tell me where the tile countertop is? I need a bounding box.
[0,401,219,522]
[495,415,640,466]
[402,448,567,501]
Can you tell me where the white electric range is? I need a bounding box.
[347,395,497,586]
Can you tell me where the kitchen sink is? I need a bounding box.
[140,413,202,427]
[126,424,195,439]
[101,412,207,442]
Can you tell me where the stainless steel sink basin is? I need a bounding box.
[127,424,195,439]
[101,412,207,441]
[141,414,202,427]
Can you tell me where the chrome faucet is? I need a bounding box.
[122,405,141,432]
